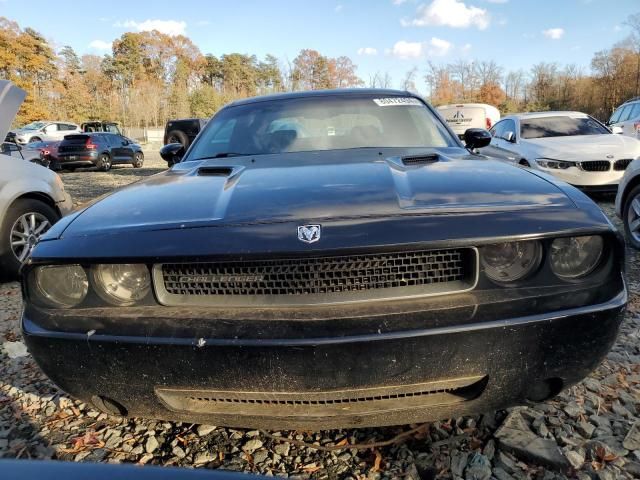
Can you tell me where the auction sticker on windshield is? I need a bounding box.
[373,97,422,106]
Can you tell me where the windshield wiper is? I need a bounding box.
[195,152,256,160]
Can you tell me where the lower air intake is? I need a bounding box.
[156,376,488,417]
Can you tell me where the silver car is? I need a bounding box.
[0,81,73,280]
[607,98,640,139]
[7,120,81,145]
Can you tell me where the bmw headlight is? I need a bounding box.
[92,264,151,306]
[550,236,603,279]
[536,158,575,170]
[31,265,88,308]
[481,241,542,283]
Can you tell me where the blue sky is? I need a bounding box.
[1,0,639,91]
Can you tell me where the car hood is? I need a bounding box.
[523,134,640,160]
[0,81,26,141]
[58,148,580,238]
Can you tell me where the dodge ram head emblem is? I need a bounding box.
[298,225,321,243]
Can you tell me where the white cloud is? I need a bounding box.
[88,40,112,51]
[389,40,424,59]
[427,37,452,56]
[357,47,378,56]
[114,19,187,36]
[486,0,507,3]
[335,4,343,12]
[393,0,408,4]
[542,27,564,40]
[402,0,490,30]
[461,43,472,53]
[388,37,453,59]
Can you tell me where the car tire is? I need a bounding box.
[0,198,59,281]
[623,185,640,249]
[29,136,42,143]
[132,152,144,168]
[167,130,189,149]
[98,153,112,172]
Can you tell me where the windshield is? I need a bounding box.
[188,95,456,160]
[520,116,610,139]
[21,121,47,131]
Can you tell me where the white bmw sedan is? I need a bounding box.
[480,111,640,191]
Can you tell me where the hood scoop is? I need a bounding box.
[401,153,440,166]
[197,166,234,177]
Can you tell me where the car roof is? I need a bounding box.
[227,88,416,107]
[503,111,589,120]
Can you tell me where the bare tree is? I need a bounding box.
[402,67,419,93]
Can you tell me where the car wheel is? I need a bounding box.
[29,136,42,143]
[98,153,112,172]
[0,199,59,281]
[624,185,640,249]
[167,130,189,149]
[132,152,144,168]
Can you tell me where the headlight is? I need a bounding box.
[481,241,542,283]
[32,265,88,308]
[92,264,151,306]
[536,158,575,170]
[550,236,603,279]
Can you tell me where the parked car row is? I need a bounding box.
[4,133,144,172]
[1,79,639,431]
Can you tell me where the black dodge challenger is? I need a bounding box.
[22,89,626,429]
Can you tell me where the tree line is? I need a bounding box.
[1,14,640,127]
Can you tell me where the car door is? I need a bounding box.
[105,134,123,162]
[479,120,506,158]
[611,104,634,133]
[494,119,520,162]
[482,120,519,161]
[40,124,58,142]
[622,102,640,137]
[118,135,135,161]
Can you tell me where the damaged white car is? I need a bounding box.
[0,80,73,280]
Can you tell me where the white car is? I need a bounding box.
[7,120,81,145]
[480,111,640,192]
[0,81,73,280]
[436,103,500,138]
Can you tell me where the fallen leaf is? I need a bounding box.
[372,449,383,472]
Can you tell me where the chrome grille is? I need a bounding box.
[154,248,477,306]
[614,159,632,171]
[581,160,610,172]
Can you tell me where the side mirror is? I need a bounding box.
[121,139,129,145]
[1,142,21,152]
[463,128,492,149]
[611,126,623,135]
[503,131,516,143]
[160,143,185,166]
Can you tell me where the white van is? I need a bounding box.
[436,103,501,138]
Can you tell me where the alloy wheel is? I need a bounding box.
[10,212,51,263]
[627,194,640,243]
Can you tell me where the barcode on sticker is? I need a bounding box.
[373,97,422,106]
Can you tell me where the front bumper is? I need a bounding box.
[23,284,626,430]
[538,166,624,188]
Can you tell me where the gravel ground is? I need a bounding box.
[2,157,640,479]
